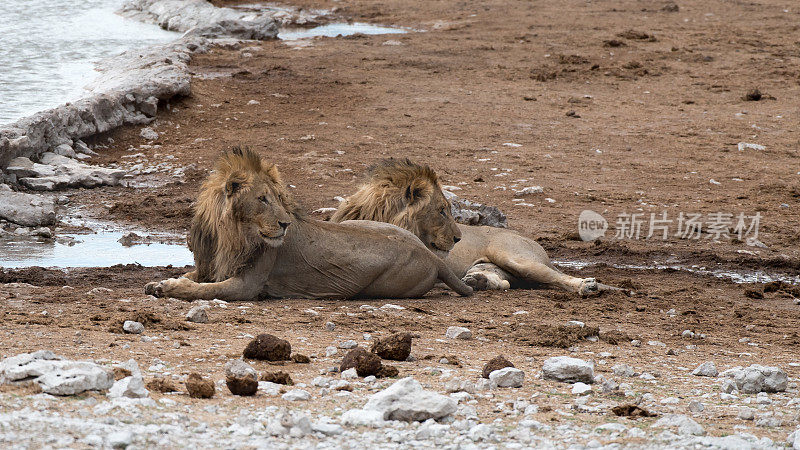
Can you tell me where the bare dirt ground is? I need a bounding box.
[2,0,800,447]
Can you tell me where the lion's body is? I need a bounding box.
[146,149,472,301]
[332,159,611,295]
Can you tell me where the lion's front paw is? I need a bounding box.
[578,278,599,297]
[462,273,489,291]
[144,281,163,297]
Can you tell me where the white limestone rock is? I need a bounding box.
[542,356,594,383]
[734,364,788,393]
[445,326,472,340]
[362,377,457,422]
[692,361,718,377]
[0,185,56,226]
[488,367,525,388]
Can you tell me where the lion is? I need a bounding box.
[144,147,472,301]
[331,158,618,295]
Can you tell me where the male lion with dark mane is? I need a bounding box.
[145,148,472,300]
[332,158,619,295]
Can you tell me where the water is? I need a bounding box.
[278,23,407,40]
[0,231,193,268]
[0,0,178,125]
[553,260,800,286]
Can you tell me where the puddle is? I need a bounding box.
[553,260,800,285]
[278,23,407,40]
[0,231,193,269]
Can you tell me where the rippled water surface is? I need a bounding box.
[0,0,178,125]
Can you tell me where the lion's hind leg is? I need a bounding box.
[463,263,512,291]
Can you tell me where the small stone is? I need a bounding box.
[721,378,738,394]
[325,346,338,357]
[692,361,718,377]
[341,409,386,427]
[108,430,134,449]
[243,334,291,361]
[341,368,358,379]
[445,326,472,340]
[482,355,514,379]
[612,364,636,377]
[340,348,382,377]
[109,375,149,399]
[542,356,594,383]
[185,306,209,323]
[291,353,310,364]
[734,364,788,393]
[122,321,144,334]
[738,407,755,420]
[682,330,695,338]
[688,401,704,413]
[260,371,293,385]
[186,373,214,398]
[282,389,310,401]
[139,127,159,141]
[653,414,705,436]
[324,321,336,331]
[371,332,412,361]
[363,377,457,422]
[572,382,593,395]
[489,367,525,388]
[338,340,358,349]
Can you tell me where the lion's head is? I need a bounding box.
[189,147,296,282]
[331,158,461,257]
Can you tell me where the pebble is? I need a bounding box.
[738,407,755,420]
[611,364,636,377]
[488,367,525,388]
[282,389,311,401]
[338,340,358,349]
[571,382,592,395]
[185,306,209,323]
[445,326,472,340]
[122,321,144,334]
[362,377,457,422]
[688,401,704,413]
[734,364,788,393]
[483,355,514,378]
[653,414,705,436]
[108,430,134,449]
[324,322,336,331]
[542,356,594,383]
[692,361,718,377]
[325,346,338,357]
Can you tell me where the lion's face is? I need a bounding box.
[226,175,293,248]
[413,188,462,257]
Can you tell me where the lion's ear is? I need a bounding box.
[405,185,424,204]
[225,174,246,197]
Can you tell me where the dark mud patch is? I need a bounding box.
[0,265,189,288]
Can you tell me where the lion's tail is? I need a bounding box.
[436,263,473,297]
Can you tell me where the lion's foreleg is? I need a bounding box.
[463,263,512,290]
[144,275,263,301]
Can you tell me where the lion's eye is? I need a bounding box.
[440,208,447,218]
[259,196,269,204]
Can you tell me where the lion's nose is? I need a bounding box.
[278,221,290,230]
[453,236,461,244]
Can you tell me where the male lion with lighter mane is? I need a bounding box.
[331,158,619,295]
[145,148,472,301]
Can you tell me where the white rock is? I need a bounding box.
[542,356,594,383]
[445,326,472,340]
[107,430,134,449]
[692,361,718,377]
[122,321,144,334]
[225,359,257,379]
[789,428,800,449]
[0,351,114,395]
[341,368,358,380]
[734,364,788,393]
[185,306,208,323]
[571,382,592,395]
[312,421,343,435]
[341,409,386,427]
[738,142,765,151]
[139,127,159,141]
[324,322,336,331]
[653,414,706,436]
[611,364,636,377]
[0,186,56,227]
[416,419,450,439]
[362,377,457,421]
[258,381,282,396]
[338,340,358,349]
[325,346,338,357]
[688,401,704,413]
[475,378,496,391]
[488,367,524,388]
[108,375,149,399]
[468,423,494,441]
[282,389,310,401]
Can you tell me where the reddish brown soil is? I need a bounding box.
[2,0,799,439]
